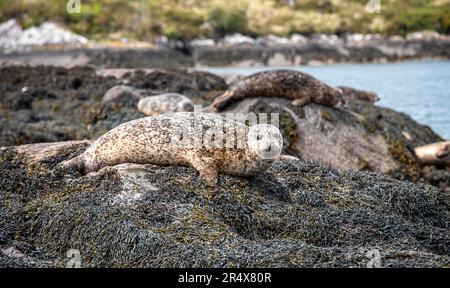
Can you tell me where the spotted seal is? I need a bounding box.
[137,93,194,116]
[60,112,283,186]
[211,69,343,110]
[102,85,164,102]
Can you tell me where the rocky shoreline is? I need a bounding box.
[1,33,450,68]
[190,32,450,67]
[0,66,449,267]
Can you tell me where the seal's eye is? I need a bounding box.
[257,135,263,140]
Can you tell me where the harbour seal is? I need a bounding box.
[211,69,343,111]
[102,85,164,102]
[414,141,450,167]
[137,93,194,116]
[60,112,283,186]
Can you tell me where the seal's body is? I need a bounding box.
[102,85,144,102]
[211,70,343,110]
[137,93,194,116]
[60,113,283,186]
[102,85,163,102]
[414,141,450,167]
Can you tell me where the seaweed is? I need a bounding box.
[1,145,450,267]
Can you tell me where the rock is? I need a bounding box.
[0,244,57,268]
[0,20,88,52]
[0,19,22,37]
[102,85,163,102]
[0,19,23,51]
[311,34,342,46]
[222,33,256,46]
[256,34,292,47]
[344,100,442,148]
[18,22,88,47]
[406,31,443,41]
[220,96,445,188]
[190,38,215,47]
[118,69,227,101]
[222,98,398,174]
[344,33,383,42]
[7,140,92,166]
[1,141,449,267]
[0,66,226,146]
[290,34,308,44]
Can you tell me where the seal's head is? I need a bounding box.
[176,100,195,112]
[247,124,283,161]
[316,85,345,107]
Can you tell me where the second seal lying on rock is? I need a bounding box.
[137,93,194,115]
[60,112,283,186]
[211,69,344,110]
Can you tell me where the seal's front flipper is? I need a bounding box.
[199,166,219,187]
[189,156,218,187]
[291,97,311,107]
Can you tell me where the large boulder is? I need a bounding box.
[220,96,447,190]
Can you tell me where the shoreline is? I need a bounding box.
[1,34,450,68]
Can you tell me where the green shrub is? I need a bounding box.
[0,0,448,40]
[387,7,446,35]
[207,6,247,36]
[441,14,450,34]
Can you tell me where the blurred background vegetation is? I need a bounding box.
[1,0,449,40]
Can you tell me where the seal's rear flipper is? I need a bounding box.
[57,155,85,174]
[211,90,234,111]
